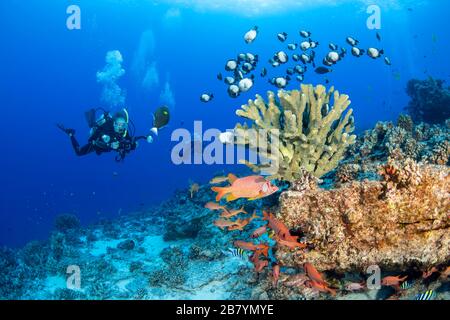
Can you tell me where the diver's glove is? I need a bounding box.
[150,127,158,136]
[57,123,75,137]
[111,141,120,150]
[146,127,159,144]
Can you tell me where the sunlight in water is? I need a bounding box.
[155,0,426,16]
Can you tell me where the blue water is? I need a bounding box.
[0,0,448,247]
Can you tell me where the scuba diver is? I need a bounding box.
[57,106,170,162]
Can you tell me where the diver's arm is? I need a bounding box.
[133,129,158,145]
[133,136,149,141]
[127,136,147,150]
[88,120,108,142]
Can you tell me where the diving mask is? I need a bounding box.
[114,118,128,133]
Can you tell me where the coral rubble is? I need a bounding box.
[232,84,356,181]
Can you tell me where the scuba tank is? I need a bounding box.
[85,108,111,137]
[85,108,110,128]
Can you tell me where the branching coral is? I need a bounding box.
[232,84,356,180]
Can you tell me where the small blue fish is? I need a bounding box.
[415,290,436,300]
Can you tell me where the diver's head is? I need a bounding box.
[113,111,128,134]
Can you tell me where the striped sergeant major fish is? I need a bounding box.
[415,290,437,300]
[400,280,414,290]
[223,248,247,260]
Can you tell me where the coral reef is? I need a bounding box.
[333,115,450,184]
[1,113,448,300]
[149,246,188,287]
[276,161,450,272]
[334,163,360,185]
[54,214,81,233]
[0,179,259,300]
[1,170,448,300]
[54,214,83,245]
[0,247,28,299]
[232,84,356,180]
[117,239,136,251]
[405,77,450,124]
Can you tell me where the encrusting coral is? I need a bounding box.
[333,114,450,184]
[276,159,450,272]
[232,84,356,181]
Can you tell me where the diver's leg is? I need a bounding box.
[70,136,94,156]
[57,124,94,156]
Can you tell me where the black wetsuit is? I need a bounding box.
[70,117,138,161]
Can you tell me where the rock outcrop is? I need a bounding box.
[276,161,450,272]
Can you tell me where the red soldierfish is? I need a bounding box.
[221,206,247,218]
[306,280,337,296]
[422,267,438,279]
[381,275,408,287]
[254,259,269,273]
[272,264,280,288]
[345,282,366,291]
[205,202,229,213]
[275,236,307,249]
[211,174,278,202]
[234,240,269,257]
[213,218,237,230]
[263,211,298,242]
[304,262,327,285]
[251,225,268,238]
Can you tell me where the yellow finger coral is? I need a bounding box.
[233,84,356,180]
